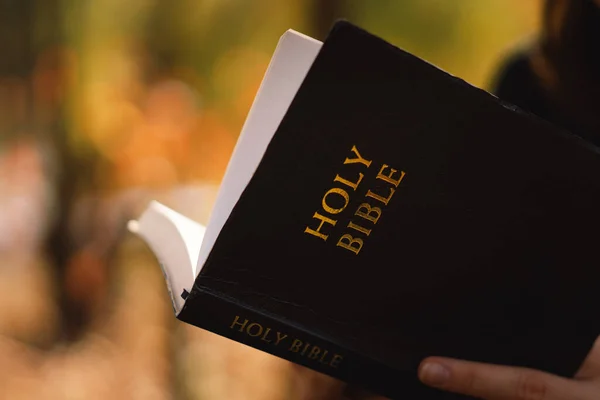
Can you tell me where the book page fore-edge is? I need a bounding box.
[196,30,322,276]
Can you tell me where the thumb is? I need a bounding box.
[418,357,582,400]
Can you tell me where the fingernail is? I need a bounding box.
[419,362,451,386]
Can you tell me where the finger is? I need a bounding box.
[576,335,600,380]
[419,357,583,400]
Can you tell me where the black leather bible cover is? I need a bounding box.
[178,21,600,399]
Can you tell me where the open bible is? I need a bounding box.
[129,21,600,399]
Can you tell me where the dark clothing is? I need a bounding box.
[491,51,599,147]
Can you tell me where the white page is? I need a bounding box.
[129,201,206,313]
[196,30,322,276]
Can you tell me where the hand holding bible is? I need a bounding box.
[414,336,600,400]
[342,336,600,399]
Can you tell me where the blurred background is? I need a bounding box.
[0,0,540,399]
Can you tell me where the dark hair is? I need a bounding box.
[524,0,600,140]
[541,0,600,75]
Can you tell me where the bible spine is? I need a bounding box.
[177,285,411,398]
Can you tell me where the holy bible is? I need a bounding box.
[129,21,600,399]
